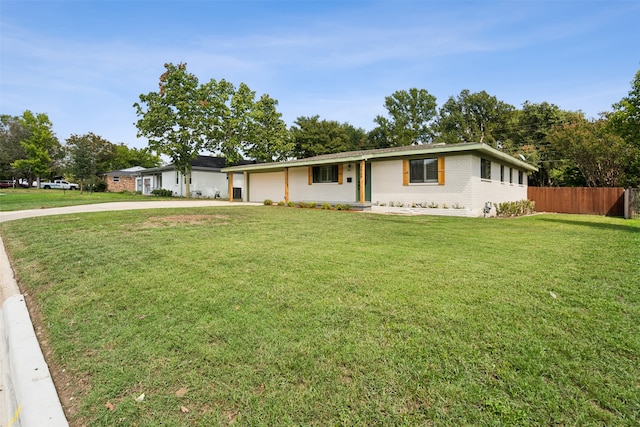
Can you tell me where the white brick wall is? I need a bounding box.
[470,156,528,215]
[371,155,474,209]
[288,166,357,203]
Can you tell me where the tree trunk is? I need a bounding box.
[185,170,191,198]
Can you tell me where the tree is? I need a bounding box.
[66,133,99,193]
[505,102,576,186]
[134,63,211,197]
[11,110,61,186]
[0,115,27,180]
[244,94,293,162]
[607,69,640,187]
[110,144,161,170]
[548,117,634,187]
[434,90,516,147]
[291,116,363,158]
[372,88,437,146]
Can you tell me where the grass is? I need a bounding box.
[0,207,638,426]
[0,188,172,211]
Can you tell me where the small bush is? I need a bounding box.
[287,201,295,207]
[495,199,536,217]
[151,189,173,197]
[263,199,273,206]
[452,203,465,209]
[306,202,317,209]
[428,202,439,208]
[91,180,108,193]
[277,200,286,206]
[321,203,332,210]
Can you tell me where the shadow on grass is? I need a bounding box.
[536,216,640,234]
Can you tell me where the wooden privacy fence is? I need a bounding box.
[527,187,625,217]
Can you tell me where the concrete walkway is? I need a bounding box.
[0,200,259,426]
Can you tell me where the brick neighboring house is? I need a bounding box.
[101,166,146,192]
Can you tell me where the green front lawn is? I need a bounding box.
[1,207,638,426]
[0,188,170,211]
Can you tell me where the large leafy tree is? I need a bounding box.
[110,144,161,170]
[607,69,640,187]
[134,63,212,197]
[11,110,61,185]
[66,133,100,193]
[548,117,634,187]
[372,88,437,146]
[0,115,27,180]
[244,94,293,162]
[291,116,365,158]
[434,89,516,147]
[506,102,576,186]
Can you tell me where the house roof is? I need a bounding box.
[221,143,538,173]
[141,155,228,174]
[102,166,146,176]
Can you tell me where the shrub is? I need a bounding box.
[287,201,295,207]
[321,203,332,210]
[277,200,286,206]
[306,202,317,209]
[91,180,108,192]
[151,189,173,197]
[263,199,273,206]
[495,199,536,217]
[428,202,439,208]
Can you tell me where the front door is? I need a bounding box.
[355,162,371,202]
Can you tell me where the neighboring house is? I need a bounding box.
[101,166,146,192]
[138,155,254,198]
[221,143,538,217]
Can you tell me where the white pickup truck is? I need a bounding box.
[40,180,79,190]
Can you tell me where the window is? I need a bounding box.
[518,170,524,185]
[481,158,491,180]
[113,176,120,182]
[509,168,513,184]
[500,165,504,182]
[176,171,179,184]
[409,158,438,183]
[312,165,339,183]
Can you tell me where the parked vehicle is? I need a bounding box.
[0,180,30,188]
[40,180,79,190]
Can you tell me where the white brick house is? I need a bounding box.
[222,143,537,217]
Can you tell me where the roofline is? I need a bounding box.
[222,143,537,173]
[140,165,223,174]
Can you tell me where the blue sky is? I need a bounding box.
[1,0,638,150]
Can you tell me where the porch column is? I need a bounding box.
[228,171,234,202]
[284,167,289,203]
[359,160,365,203]
[244,171,249,202]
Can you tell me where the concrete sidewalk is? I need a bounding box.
[0,200,259,426]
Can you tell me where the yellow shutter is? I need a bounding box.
[338,164,343,185]
[402,159,409,186]
[438,157,445,185]
[308,166,312,185]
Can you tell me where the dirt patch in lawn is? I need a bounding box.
[141,214,229,228]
